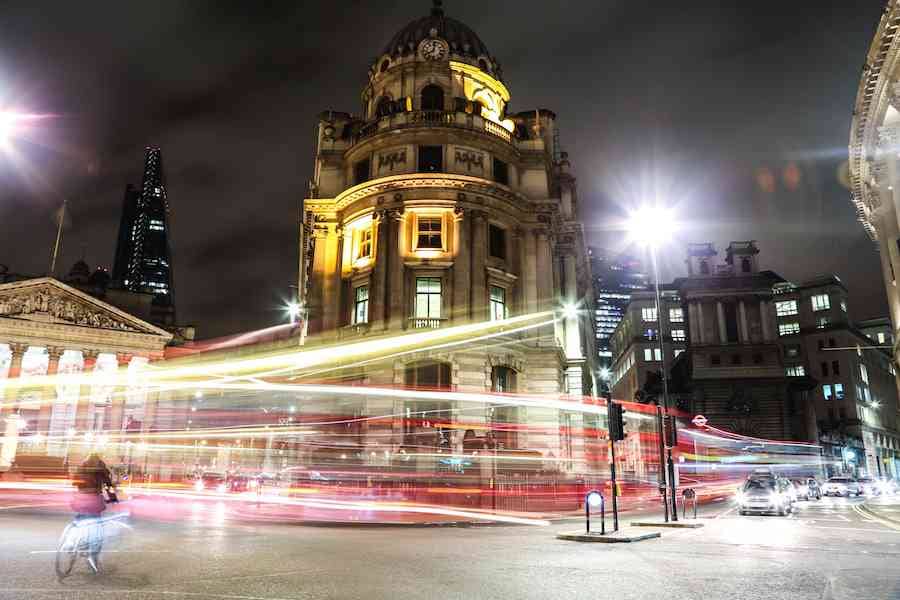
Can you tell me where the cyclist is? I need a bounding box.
[69,454,114,573]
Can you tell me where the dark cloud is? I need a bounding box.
[0,0,889,337]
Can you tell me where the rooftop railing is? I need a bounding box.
[355,110,513,145]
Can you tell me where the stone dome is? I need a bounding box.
[67,259,90,281]
[380,1,500,74]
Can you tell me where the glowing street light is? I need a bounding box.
[626,204,679,522]
[561,302,579,320]
[0,110,50,151]
[286,301,302,325]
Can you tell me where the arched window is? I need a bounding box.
[491,366,516,393]
[379,59,390,73]
[420,85,444,111]
[699,260,710,275]
[375,97,392,118]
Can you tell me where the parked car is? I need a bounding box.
[736,475,795,516]
[858,476,881,496]
[791,478,822,500]
[822,476,862,497]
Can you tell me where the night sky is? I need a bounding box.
[0,1,889,338]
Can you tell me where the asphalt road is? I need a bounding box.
[1,495,899,600]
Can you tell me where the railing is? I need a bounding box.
[409,317,446,329]
[355,110,513,145]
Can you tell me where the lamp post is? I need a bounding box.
[627,206,679,521]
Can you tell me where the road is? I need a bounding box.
[0,495,898,599]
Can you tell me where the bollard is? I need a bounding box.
[585,490,605,535]
[681,488,697,520]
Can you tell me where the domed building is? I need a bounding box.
[298,2,598,458]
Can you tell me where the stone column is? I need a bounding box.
[535,230,553,311]
[37,346,64,435]
[696,303,706,344]
[522,229,538,314]
[388,210,405,330]
[1,343,28,416]
[452,207,470,322]
[738,300,749,343]
[716,302,727,344]
[760,301,773,341]
[471,210,488,321]
[371,211,389,330]
[106,353,132,435]
[322,226,343,334]
[75,350,99,433]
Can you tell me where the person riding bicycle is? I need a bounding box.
[71,453,114,518]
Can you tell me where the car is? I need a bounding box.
[858,476,881,497]
[193,472,228,494]
[791,478,822,500]
[823,476,862,497]
[736,475,795,516]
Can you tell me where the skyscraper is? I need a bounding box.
[112,147,175,325]
[589,247,649,390]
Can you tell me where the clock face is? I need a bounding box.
[420,39,448,61]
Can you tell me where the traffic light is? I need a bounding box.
[608,401,626,442]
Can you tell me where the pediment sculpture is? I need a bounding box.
[0,288,141,332]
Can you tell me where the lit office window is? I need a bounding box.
[489,286,507,321]
[775,300,798,316]
[860,363,869,384]
[415,277,442,319]
[785,366,806,377]
[778,322,800,336]
[811,294,831,312]
[834,383,845,400]
[823,384,833,401]
[641,307,657,322]
[669,308,684,323]
[358,227,373,259]
[353,285,369,324]
[671,329,686,342]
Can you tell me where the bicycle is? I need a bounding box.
[55,487,127,579]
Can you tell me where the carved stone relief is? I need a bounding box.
[455,149,484,171]
[378,150,407,171]
[0,289,141,332]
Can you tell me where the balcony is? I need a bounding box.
[356,110,512,145]
[409,317,447,329]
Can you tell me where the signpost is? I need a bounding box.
[692,415,708,427]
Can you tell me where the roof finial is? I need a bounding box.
[431,0,444,17]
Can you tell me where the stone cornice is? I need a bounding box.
[307,173,530,214]
[0,315,169,354]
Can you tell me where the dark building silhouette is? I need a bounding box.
[112,147,175,326]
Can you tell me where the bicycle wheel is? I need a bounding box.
[55,523,80,579]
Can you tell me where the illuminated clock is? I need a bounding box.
[419,38,449,61]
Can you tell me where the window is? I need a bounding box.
[669,308,684,323]
[878,332,886,344]
[641,307,657,322]
[644,329,657,340]
[358,227,373,259]
[492,366,516,393]
[654,348,662,361]
[415,277,442,319]
[418,145,443,172]
[786,366,806,377]
[753,353,763,365]
[416,217,443,249]
[811,293,831,312]
[821,362,828,377]
[489,286,507,321]
[711,355,721,366]
[488,224,507,260]
[786,345,800,358]
[420,84,444,111]
[699,260,710,275]
[823,384,833,401]
[775,300,798,316]
[779,322,800,336]
[860,363,869,384]
[828,338,836,348]
[832,360,840,376]
[493,157,509,185]
[741,257,751,273]
[644,348,653,361]
[353,285,369,324]
[375,96,392,117]
[731,354,742,365]
[671,329,686,342]
[834,383,845,400]
[816,316,829,329]
[353,158,371,185]
[674,349,685,358]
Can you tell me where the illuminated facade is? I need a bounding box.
[300,3,595,398]
[849,0,900,476]
[112,147,176,326]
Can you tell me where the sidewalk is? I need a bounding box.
[857,494,900,530]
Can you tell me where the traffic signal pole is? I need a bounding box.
[609,437,619,532]
[650,245,677,521]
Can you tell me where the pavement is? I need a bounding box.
[0,494,899,599]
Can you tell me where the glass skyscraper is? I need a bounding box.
[112,147,176,325]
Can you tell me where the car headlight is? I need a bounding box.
[736,492,746,505]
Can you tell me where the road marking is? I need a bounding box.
[0,590,297,600]
[29,550,173,554]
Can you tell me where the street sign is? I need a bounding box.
[692,415,708,427]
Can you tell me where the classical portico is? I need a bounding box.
[0,277,172,467]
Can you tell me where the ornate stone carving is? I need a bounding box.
[455,149,484,171]
[378,150,407,171]
[0,289,141,332]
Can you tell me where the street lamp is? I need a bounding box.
[626,205,679,521]
[286,301,302,325]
